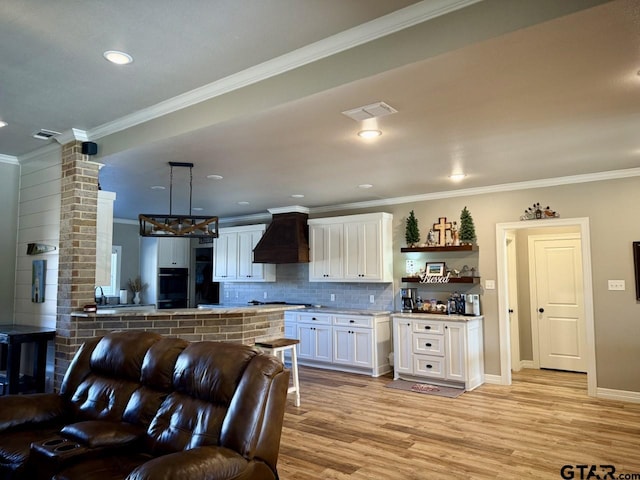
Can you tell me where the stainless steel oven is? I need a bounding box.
[158,268,189,309]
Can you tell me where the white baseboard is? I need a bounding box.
[483,374,503,385]
[596,387,640,404]
[520,360,535,369]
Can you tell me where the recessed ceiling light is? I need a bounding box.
[103,50,133,65]
[207,174,223,180]
[237,201,250,205]
[449,173,466,181]
[357,129,382,139]
[291,194,305,198]
[150,185,166,190]
[0,121,7,128]
[358,184,374,189]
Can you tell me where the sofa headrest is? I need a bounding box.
[90,331,162,381]
[141,337,189,390]
[172,342,257,404]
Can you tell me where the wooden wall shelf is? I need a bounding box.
[401,276,480,284]
[401,245,478,253]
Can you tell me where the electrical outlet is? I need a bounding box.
[485,280,495,290]
[330,294,335,302]
[369,294,375,303]
[608,280,625,291]
[263,291,268,299]
[225,291,229,298]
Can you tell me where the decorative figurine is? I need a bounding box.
[451,221,460,246]
[427,229,437,246]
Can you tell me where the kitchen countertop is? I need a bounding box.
[299,308,391,316]
[73,304,306,317]
[392,312,483,322]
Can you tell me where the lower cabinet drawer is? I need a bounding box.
[414,355,445,378]
[413,334,444,356]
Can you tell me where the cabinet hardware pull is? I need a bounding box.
[424,326,431,330]
[426,364,432,369]
[349,320,355,323]
[426,343,432,347]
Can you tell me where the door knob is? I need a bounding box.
[538,307,544,313]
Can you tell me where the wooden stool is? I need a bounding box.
[255,338,300,407]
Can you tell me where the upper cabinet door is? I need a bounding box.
[309,223,343,281]
[213,232,238,280]
[343,220,382,281]
[213,225,275,282]
[158,238,190,268]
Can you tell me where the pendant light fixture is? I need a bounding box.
[139,162,219,238]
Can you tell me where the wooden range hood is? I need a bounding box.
[253,207,309,264]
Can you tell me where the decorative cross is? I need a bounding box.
[433,217,452,246]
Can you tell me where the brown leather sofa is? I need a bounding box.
[0,331,290,480]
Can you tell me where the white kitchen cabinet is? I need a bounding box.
[95,190,116,286]
[212,225,275,282]
[308,223,343,281]
[285,310,391,377]
[308,212,393,283]
[344,219,384,281]
[392,314,484,391]
[296,312,332,363]
[333,326,373,368]
[157,237,190,268]
[213,232,238,279]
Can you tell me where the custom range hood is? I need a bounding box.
[253,206,309,264]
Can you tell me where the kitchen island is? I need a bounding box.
[70,305,305,345]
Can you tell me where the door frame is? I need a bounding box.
[496,217,596,396]
[506,233,521,372]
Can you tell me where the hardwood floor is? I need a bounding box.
[277,367,640,479]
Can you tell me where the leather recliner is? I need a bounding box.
[0,331,290,480]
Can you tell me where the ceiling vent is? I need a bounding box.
[341,101,398,122]
[32,129,60,140]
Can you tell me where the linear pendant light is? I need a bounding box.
[139,162,219,238]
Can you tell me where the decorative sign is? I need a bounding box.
[420,272,451,284]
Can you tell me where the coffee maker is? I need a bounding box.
[401,287,418,313]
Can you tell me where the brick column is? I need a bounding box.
[54,141,100,388]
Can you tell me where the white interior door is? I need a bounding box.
[529,235,587,372]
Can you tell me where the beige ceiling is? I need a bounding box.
[2,0,638,221]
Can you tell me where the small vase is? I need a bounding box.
[133,291,141,305]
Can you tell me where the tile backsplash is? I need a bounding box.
[220,263,394,311]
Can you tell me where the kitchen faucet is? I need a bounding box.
[94,286,105,305]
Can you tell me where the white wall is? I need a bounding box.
[0,159,20,320]
[14,146,61,328]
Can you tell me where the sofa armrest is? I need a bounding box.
[0,393,65,432]
[126,446,262,480]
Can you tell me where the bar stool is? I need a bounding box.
[254,338,300,407]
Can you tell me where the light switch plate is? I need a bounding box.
[485,280,496,290]
[608,280,625,291]
[330,294,335,302]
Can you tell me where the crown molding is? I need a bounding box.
[0,154,19,165]
[55,128,89,144]
[88,0,480,140]
[309,168,640,215]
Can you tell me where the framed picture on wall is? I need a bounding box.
[425,262,446,276]
[634,242,640,301]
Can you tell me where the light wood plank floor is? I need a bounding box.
[277,367,640,480]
